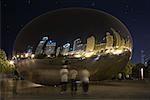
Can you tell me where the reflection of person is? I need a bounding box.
[80,68,90,94]
[69,69,78,95]
[60,64,69,94]
[13,68,20,80]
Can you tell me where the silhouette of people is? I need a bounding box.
[80,68,90,94]
[69,69,78,95]
[60,62,69,94]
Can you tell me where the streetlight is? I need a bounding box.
[141,68,144,80]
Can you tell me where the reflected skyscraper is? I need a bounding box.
[26,45,33,54]
[35,37,48,55]
[44,40,56,56]
[95,43,106,52]
[105,32,113,49]
[86,36,95,52]
[73,38,83,51]
[56,47,61,57]
[61,43,70,55]
[111,28,122,48]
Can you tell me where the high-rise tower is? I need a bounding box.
[105,32,113,49]
[86,36,95,52]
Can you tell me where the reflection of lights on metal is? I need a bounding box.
[31,54,35,59]
[141,68,144,80]
[94,55,101,61]
[106,49,111,54]
[9,60,15,65]
[85,52,94,58]
[47,55,50,57]
[21,55,24,58]
[16,55,20,58]
[74,54,82,58]
[112,49,123,55]
[25,53,29,58]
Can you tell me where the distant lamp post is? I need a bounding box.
[140,68,144,80]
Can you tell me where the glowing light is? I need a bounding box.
[141,68,144,80]
[25,53,29,58]
[9,60,14,65]
[74,54,82,58]
[31,54,35,59]
[112,49,123,55]
[94,55,101,61]
[105,49,111,54]
[21,55,24,58]
[47,55,50,57]
[16,55,20,58]
[85,52,94,58]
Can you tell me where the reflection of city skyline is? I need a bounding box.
[33,28,131,58]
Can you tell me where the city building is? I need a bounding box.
[111,28,122,48]
[26,45,33,54]
[86,36,95,52]
[95,43,106,52]
[105,32,114,49]
[56,47,61,57]
[73,38,83,51]
[44,40,56,56]
[61,43,70,55]
[35,36,48,55]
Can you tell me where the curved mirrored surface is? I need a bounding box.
[14,8,132,85]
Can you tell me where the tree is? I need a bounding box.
[0,50,15,73]
[146,59,150,78]
[121,63,135,79]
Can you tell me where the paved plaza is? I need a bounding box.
[1,79,150,100]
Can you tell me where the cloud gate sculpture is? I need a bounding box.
[13,8,132,85]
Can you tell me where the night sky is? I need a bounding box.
[1,0,150,63]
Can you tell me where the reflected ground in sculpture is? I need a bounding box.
[14,8,132,85]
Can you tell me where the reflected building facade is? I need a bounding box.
[44,40,56,56]
[86,36,95,52]
[111,28,122,48]
[105,32,113,49]
[61,43,70,55]
[35,37,48,55]
[73,38,83,51]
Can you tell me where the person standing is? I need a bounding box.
[60,64,69,94]
[80,68,90,94]
[69,69,78,95]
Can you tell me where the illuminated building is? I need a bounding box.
[111,28,122,48]
[73,38,83,51]
[125,37,132,50]
[44,40,56,56]
[86,36,95,52]
[56,47,61,56]
[35,37,48,55]
[95,43,106,52]
[26,45,33,54]
[61,43,70,55]
[105,32,113,49]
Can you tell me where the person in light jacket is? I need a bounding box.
[80,68,90,94]
[60,64,69,94]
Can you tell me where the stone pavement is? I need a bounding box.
[1,79,150,100]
